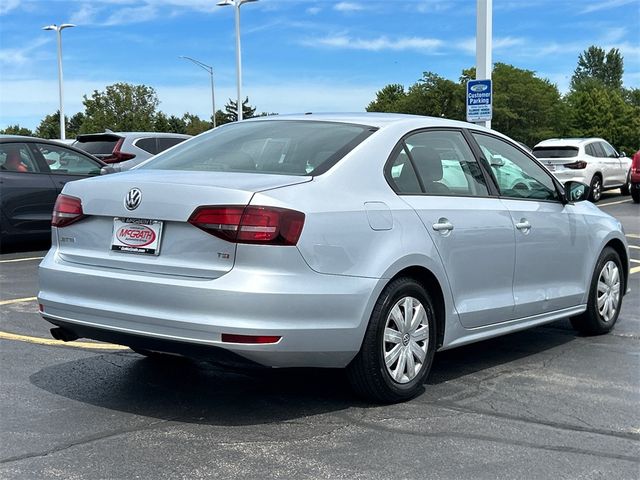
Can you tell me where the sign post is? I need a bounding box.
[475,0,492,128]
[466,79,492,124]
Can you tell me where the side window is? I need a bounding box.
[405,130,488,196]
[472,133,559,201]
[592,142,606,157]
[585,143,595,157]
[158,137,186,152]
[135,138,158,154]
[0,143,40,173]
[36,144,101,175]
[600,142,618,158]
[388,146,421,194]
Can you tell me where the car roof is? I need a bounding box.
[244,112,496,134]
[534,138,605,148]
[75,132,192,139]
[0,134,106,165]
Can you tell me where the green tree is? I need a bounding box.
[223,97,256,122]
[79,83,160,133]
[35,111,64,139]
[67,112,85,138]
[182,113,211,136]
[0,124,34,136]
[570,46,624,90]
[366,84,408,112]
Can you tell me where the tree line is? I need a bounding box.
[367,46,639,154]
[2,45,638,153]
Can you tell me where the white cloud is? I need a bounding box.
[0,0,20,15]
[334,2,364,12]
[581,0,636,14]
[304,34,443,52]
[456,36,525,54]
[306,6,321,15]
[0,37,51,65]
[415,0,452,14]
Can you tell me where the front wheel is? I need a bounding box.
[347,277,437,403]
[589,175,602,202]
[570,247,624,335]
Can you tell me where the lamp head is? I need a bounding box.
[42,24,58,31]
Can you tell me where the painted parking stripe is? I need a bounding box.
[0,297,37,306]
[631,266,640,275]
[626,234,640,239]
[630,245,640,250]
[599,199,632,207]
[631,259,640,264]
[0,256,44,264]
[0,330,129,350]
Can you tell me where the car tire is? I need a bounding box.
[589,175,602,202]
[631,185,640,203]
[570,247,624,336]
[621,172,631,196]
[347,277,437,404]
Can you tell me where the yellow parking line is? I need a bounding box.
[0,330,129,350]
[626,234,640,239]
[631,266,640,275]
[0,256,44,264]
[0,297,37,306]
[598,199,631,207]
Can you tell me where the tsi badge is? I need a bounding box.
[125,188,142,211]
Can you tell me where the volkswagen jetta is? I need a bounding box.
[38,114,629,403]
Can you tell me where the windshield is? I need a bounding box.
[141,120,376,176]
[532,146,579,158]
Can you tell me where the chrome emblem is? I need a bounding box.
[124,188,142,211]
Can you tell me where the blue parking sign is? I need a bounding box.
[466,79,492,122]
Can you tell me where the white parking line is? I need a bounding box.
[626,234,640,239]
[599,199,632,207]
[631,259,640,264]
[0,256,44,264]
[630,245,640,250]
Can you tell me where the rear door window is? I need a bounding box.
[592,142,606,157]
[135,137,158,154]
[600,142,618,158]
[0,143,41,173]
[158,137,187,152]
[35,143,101,175]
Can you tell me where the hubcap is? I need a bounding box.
[383,296,429,384]
[592,179,601,199]
[597,261,620,322]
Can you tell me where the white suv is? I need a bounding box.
[532,138,631,202]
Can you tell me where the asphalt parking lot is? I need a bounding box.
[1,192,638,479]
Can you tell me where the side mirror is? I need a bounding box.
[100,165,117,175]
[564,181,590,203]
[489,155,505,167]
[619,151,627,158]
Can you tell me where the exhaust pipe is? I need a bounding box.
[50,327,79,342]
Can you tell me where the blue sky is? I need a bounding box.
[0,0,638,130]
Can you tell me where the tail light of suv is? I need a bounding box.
[52,194,85,227]
[188,206,305,246]
[108,138,136,163]
[563,160,588,169]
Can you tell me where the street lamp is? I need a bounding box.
[42,23,76,140]
[180,56,217,128]
[217,0,258,122]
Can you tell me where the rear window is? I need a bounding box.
[74,138,119,155]
[532,147,578,159]
[141,120,375,175]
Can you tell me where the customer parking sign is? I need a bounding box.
[466,79,492,122]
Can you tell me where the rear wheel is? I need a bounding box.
[589,175,602,202]
[571,247,623,335]
[347,277,437,403]
[632,185,640,203]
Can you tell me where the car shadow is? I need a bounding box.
[29,322,578,425]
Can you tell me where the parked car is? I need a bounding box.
[631,150,640,204]
[73,131,191,172]
[532,138,631,202]
[0,135,105,246]
[38,114,629,403]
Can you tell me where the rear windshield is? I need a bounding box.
[74,139,119,155]
[532,146,579,158]
[141,120,376,175]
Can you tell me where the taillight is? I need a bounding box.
[563,160,587,169]
[188,206,305,246]
[103,138,136,163]
[52,194,85,227]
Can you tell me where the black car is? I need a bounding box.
[0,135,105,247]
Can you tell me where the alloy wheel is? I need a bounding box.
[383,296,429,384]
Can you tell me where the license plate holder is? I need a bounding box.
[111,218,163,255]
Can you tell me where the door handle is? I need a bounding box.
[432,218,454,233]
[515,219,531,233]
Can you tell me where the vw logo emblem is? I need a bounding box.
[124,188,142,211]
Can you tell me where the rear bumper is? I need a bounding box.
[38,249,379,368]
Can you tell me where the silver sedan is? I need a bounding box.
[38,114,629,403]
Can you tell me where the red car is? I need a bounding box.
[631,150,640,203]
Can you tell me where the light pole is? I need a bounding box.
[43,23,76,140]
[475,0,492,129]
[180,56,217,128]
[217,0,258,122]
